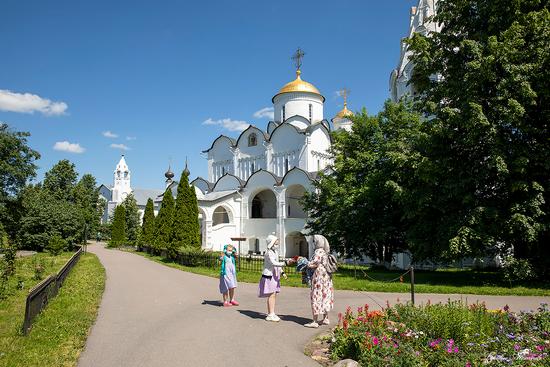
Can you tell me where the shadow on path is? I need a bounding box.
[237,310,311,325]
[237,309,266,320]
[279,314,311,325]
[202,300,223,307]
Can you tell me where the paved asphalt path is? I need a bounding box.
[78,243,549,367]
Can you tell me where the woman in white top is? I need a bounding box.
[258,234,287,322]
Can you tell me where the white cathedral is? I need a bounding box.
[100,0,436,262]
[189,64,354,258]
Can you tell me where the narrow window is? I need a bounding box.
[248,133,257,147]
[317,159,320,171]
[285,158,289,174]
[282,105,286,121]
[222,167,225,175]
[251,162,255,173]
[309,104,312,121]
[288,204,290,217]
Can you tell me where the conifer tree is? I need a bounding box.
[121,193,140,244]
[140,198,155,247]
[172,165,201,252]
[110,204,126,247]
[153,188,174,253]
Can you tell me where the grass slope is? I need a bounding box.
[129,250,550,296]
[0,252,105,367]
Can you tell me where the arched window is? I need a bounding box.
[212,206,230,226]
[248,133,257,147]
[251,190,277,218]
[124,171,128,178]
[117,171,121,178]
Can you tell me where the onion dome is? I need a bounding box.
[334,102,354,119]
[165,165,175,180]
[183,157,190,176]
[272,70,325,102]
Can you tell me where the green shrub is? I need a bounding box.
[502,256,535,285]
[46,234,67,256]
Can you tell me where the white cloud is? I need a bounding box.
[253,107,274,119]
[110,143,130,151]
[102,130,118,138]
[202,118,249,132]
[53,141,85,153]
[126,136,136,141]
[0,89,68,116]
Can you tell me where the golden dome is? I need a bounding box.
[335,102,354,119]
[272,70,325,102]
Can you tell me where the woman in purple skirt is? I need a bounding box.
[219,244,238,307]
[258,234,287,322]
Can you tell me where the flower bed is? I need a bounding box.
[331,301,549,366]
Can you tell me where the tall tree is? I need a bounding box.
[303,102,423,263]
[0,123,40,238]
[43,159,78,200]
[121,193,140,244]
[18,185,83,250]
[110,204,126,247]
[406,0,550,273]
[153,188,174,253]
[140,198,155,247]
[73,174,101,239]
[172,166,201,252]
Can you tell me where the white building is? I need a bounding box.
[99,155,164,223]
[389,0,440,102]
[191,67,353,258]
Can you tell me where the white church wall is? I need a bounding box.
[208,137,235,182]
[308,126,331,171]
[273,92,323,123]
[269,124,306,175]
[212,174,241,191]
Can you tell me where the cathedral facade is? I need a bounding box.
[190,67,353,258]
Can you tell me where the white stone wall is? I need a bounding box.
[273,92,324,124]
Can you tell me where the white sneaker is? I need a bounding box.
[321,318,330,325]
[304,321,319,328]
[265,314,280,322]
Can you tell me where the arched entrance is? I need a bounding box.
[285,231,308,257]
[250,189,277,218]
[285,184,306,218]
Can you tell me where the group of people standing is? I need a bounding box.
[218,234,334,328]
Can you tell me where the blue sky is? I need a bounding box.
[1,0,414,189]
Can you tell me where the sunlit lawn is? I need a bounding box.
[0,252,105,367]
[127,249,550,296]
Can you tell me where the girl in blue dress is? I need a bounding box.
[219,244,238,307]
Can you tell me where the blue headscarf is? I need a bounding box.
[220,244,236,276]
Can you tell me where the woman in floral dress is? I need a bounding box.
[304,234,334,328]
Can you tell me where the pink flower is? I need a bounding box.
[372,336,379,346]
[466,363,472,367]
[358,306,363,314]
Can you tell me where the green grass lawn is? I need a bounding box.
[0,252,105,367]
[127,249,550,296]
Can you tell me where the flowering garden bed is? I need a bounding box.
[331,301,549,366]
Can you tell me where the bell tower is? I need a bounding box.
[112,155,131,203]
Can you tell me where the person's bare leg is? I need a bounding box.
[229,288,235,301]
[222,292,228,302]
[267,293,276,315]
